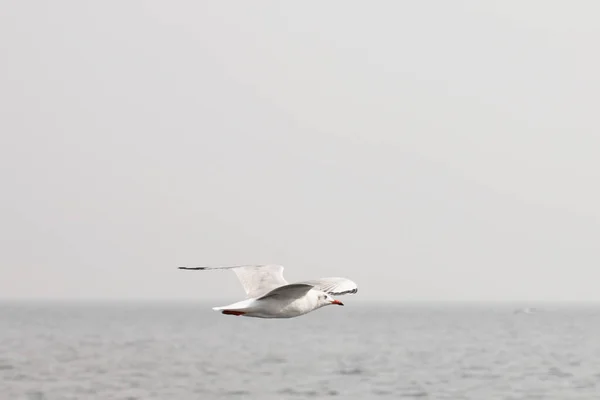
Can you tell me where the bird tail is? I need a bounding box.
[212,304,248,316]
[211,299,252,313]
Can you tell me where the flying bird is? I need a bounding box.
[178,264,358,319]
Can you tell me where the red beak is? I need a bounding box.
[331,299,344,306]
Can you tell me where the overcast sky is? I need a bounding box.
[1,1,599,302]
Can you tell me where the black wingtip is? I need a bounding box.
[330,288,358,295]
[178,266,206,270]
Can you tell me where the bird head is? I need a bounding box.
[317,292,344,307]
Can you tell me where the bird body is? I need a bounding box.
[178,264,357,319]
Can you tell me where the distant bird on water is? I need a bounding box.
[178,264,358,319]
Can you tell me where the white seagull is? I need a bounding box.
[178,264,358,319]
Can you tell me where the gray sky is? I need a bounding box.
[1,1,599,302]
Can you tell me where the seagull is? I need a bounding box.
[178,264,358,319]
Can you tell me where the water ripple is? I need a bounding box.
[2,302,600,400]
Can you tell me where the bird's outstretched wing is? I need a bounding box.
[295,277,358,296]
[257,283,315,301]
[178,264,288,298]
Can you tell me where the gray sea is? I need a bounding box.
[1,301,600,400]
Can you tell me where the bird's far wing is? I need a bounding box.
[178,264,288,298]
[296,277,358,296]
[257,283,315,301]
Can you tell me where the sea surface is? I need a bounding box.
[1,301,600,400]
